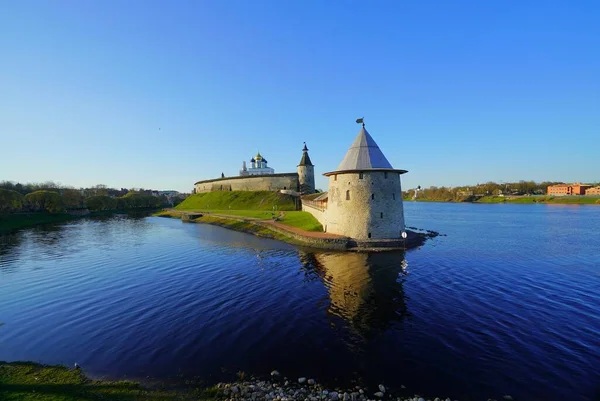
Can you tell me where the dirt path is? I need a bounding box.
[171,209,346,240]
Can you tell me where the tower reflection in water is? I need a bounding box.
[298,251,409,336]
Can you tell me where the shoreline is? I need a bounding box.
[156,210,434,251]
[0,361,502,401]
[0,209,162,234]
[403,195,600,205]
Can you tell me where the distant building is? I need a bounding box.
[547,183,592,196]
[585,186,600,195]
[195,146,315,194]
[572,183,592,195]
[547,184,571,196]
[239,152,275,176]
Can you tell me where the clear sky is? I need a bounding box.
[1,1,599,192]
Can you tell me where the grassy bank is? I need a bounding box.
[156,211,309,245]
[160,209,322,232]
[476,195,600,204]
[406,196,600,205]
[0,361,218,401]
[0,209,163,234]
[177,191,297,211]
[0,213,78,233]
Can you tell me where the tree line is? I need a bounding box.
[402,180,600,202]
[0,181,172,214]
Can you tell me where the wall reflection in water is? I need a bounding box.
[299,251,409,336]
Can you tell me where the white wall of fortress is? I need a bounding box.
[195,174,299,193]
[324,171,405,240]
[302,203,327,226]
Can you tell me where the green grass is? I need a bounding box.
[0,213,77,233]
[0,361,219,401]
[198,215,304,244]
[475,195,600,205]
[278,211,323,232]
[202,210,277,219]
[159,208,323,232]
[177,191,297,211]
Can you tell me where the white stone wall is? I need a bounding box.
[302,203,327,227]
[324,171,405,239]
[195,175,299,193]
[298,165,315,193]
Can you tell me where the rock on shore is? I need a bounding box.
[215,373,506,401]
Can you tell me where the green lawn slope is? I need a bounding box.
[176,191,297,211]
[0,361,218,401]
[278,211,323,232]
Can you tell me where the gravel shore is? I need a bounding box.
[215,371,512,401]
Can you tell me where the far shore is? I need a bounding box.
[0,209,161,234]
[404,194,600,205]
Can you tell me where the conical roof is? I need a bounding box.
[324,127,406,176]
[298,151,313,166]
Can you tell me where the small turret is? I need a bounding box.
[297,142,315,193]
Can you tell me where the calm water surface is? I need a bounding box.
[1,204,599,400]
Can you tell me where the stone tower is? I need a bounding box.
[323,125,407,240]
[297,142,315,194]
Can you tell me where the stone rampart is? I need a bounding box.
[195,173,299,193]
[302,202,327,227]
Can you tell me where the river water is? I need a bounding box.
[0,204,599,400]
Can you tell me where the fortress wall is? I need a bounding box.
[325,171,405,240]
[195,174,299,193]
[302,202,327,227]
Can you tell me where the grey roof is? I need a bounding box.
[333,127,394,172]
[298,151,313,166]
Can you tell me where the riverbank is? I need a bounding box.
[0,362,489,401]
[0,209,162,234]
[0,213,80,233]
[156,210,433,251]
[0,361,219,400]
[404,195,600,205]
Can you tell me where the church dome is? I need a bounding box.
[250,157,255,162]
[255,152,263,160]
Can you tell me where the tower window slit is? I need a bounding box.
[380,212,383,219]
[371,193,375,200]
[359,172,364,179]
[346,190,350,200]
[393,193,395,200]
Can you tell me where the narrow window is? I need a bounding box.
[359,172,364,179]
[392,193,396,200]
[368,233,372,238]
[346,190,350,200]
[371,193,375,200]
[380,212,383,219]
[384,172,388,179]
[334,175,337,181]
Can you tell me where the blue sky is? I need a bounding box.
[1,1,599,192]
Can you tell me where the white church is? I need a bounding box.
[239,152,275,176]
